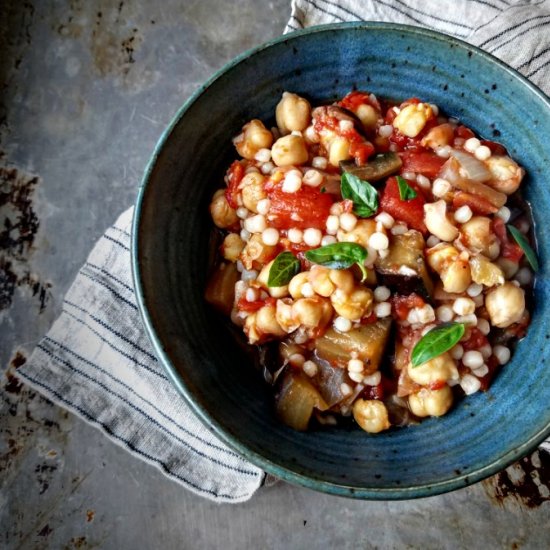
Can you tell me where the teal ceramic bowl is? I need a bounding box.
[132,23,550,499]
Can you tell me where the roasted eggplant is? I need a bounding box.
[340,152,402,182]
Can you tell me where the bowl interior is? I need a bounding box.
[133,23,550,498]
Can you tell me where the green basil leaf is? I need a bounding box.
[396,175,418,201]
[267,251,301,287]
[507,224,539,272]
[341,172,379,218]
[411,322,466,368]
[305,242,368,281]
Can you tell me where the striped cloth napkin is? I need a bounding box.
[18,0,550,503]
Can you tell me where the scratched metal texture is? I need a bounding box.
[0,1,549,549]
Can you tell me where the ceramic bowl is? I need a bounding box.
[132,22,550,499]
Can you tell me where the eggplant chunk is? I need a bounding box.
[340,152,402,182]
[375,231,434,300]
[275,368,328,431]
[315,318,392,374]
[204,262,239,315]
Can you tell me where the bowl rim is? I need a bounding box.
[131,21,550,499]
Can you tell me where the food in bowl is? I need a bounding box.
[205,89,537,434]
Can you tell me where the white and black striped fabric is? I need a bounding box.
[19,0,550,504]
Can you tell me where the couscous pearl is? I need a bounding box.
[334,316,352,332]
[472,294,484,307]
[401,171,416,181]
[291,130,303,137]
[288,227,303,243]
[363,371,382,386]
[455,313,477,326]
[429,103,439,116]
[340,212,358,231]
[495,206,511,223]
[321,235,337,246]
[454,137,465,147]
[473,364,489,377]
[436,145,452,158]
[493,344,511,365]
[463,350,484,369]
[256,198,271,215]
[349,371,365,383]
[326,215,340,235]
[303,169,323,187]
[374,302,392,318]
[261,227,280,246]
[312,156,327,169]
[254,148,272,163]
[374,286,391,302]
[517,218,530,234]
[245,287,259,302]
[426,235,441,248]
[378,124,393,137]
[515,267,533,286]
[245,166,260,174]
[303,360,318,377]
[340,383,353,396]
[454,205,473,224]
[416,174,431,189]
[304,126,320,143]
[477,318,491,335]
[282,172,302,193]
[244,214,267,233]
[450,344,464,360]
[348,359,364,373]
[289,353,305,367]
[241,269,258,282]
[236,206,249,219]
[480,344,492,359]
[432,178,451,197]
[461,374,481,395]
[330,203,343,216]
[453,297,476,316]
[407,308,420,324]
[301,282,315,298]
[303,228,322,247]
[240,228,251,241]
[261,161,275,174]
[375,212,395,229]
[421,324,436,337]
[436,305,454,322]
[474,145,492,161]
[466,283,483,297]
[369,232,389,251]
[236,260,244,273]
[464,137,481,153]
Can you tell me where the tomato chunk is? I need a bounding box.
[267,185,334,230]
[380,176,427,234]
[391,293,426,321]
[452,191,498,215]
[493,217,524,263]
[399,151,446,179]
[225,161,245,209]
[339,90,380,112]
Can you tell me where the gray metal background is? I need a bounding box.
[1,1,549,548]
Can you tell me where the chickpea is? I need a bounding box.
[355,103,380,130]
[288,272,310,299]
[275,92,312,135]
[485,156,524,195]
[328,269,355,294]
[440,258,471,294]
[240,172,267,213]
[426,243,458,273]
[210,190,238,229]
[328,136,352,166]
[331,286,373,321]
[244,313,261,344]
[408,351,458,386]
[420,123,454,150]
[409,386,453,417]
[292,298,325,328]
[353,399,391,433]
[485,282,525,328]
[240,233,277,270]
[221,233,245,262]
[275,299,299,333]
[256,304,286,337]
[337,219,377,248]
[271,134,309,167]
[234,119,274,160]
[308,266,335,297]
[460,216,498,256]
[470,255,505,287]
[257,260,289,298]
[393,102,433,138]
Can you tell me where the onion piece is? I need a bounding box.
[439,158,507,209]
[450,149,492,182]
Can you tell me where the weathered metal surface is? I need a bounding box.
[1,1,549,548]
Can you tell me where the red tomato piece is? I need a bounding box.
[493,217,524,263]
[380,176,428,234]
[349,141,375,165]
[237,296,276,313]
[461,328,489,351]
[452,191,498,215]
[399,151,446,179]
[225,161,245,209]
[480,140,507,156]
[339,90,380,112]
[363,382,384,400]
[267,185,334,230]
[391,293,426,321]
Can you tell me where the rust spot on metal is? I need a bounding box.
[483,449,550,508]
[70,536,88,548]
[86,509,95,523]
[4,350,26,394]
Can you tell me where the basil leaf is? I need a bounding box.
[341,172,379,218]
[411,322,466,368]
[267,251,301,287]
[396,175,417,201]
[507,224,539,272]
[305,242,368,281]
